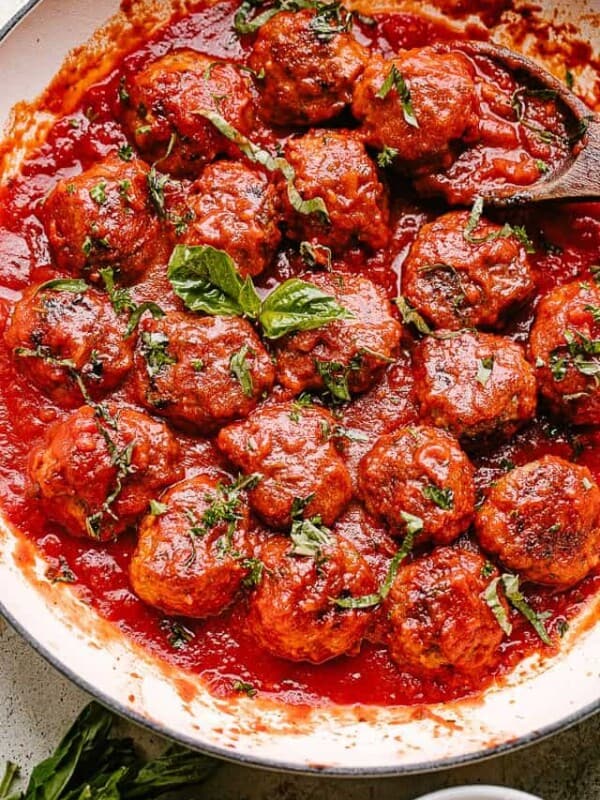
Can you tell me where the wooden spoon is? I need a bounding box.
[457,41,600,207]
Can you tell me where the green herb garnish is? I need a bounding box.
[230,344,255,397]
[421,484,454,510]
[375,64,419,128]
[485,573,552,644]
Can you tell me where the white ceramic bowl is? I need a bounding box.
[416,788,542,800]
[0,0,599,777]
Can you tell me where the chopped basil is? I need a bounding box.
[299,240,332,269]
[395,295,432,335]
[140,331,176,379]
[315,359,353,402]
[241,557,264,587]
[85,438,136,539]
[308,2,352,41]
[160,619,195,649]
[100,266,164,336]
[582,476,594,490]
[149,499,168,516]
[476,356,494,387]
[536,159,549,174]
[480,561,495,579]
[168,245,350,338]
[376,145,398,168]
[89,181,107,205]
[290,515,332,558]
[485,573,552,645]
[565,69,574,90]
[233,0,332,35]
[375,64,419,128]
[421,484,454,510]
[232,679,257,697]
[46,556,77,584]
[585,303,600,323]
[82,234,110,256]
[327,423,369,443]
[196,110,329,220]
[334,512,420,609]
[463,196,535,253]
[118,75,130,103]
[230,344,255,397]
[147,165,169,217]
[34,277,88,295]
[125,302,165,337]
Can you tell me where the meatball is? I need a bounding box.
[183,161,281,277]
[248,8,368,126]
[133,311,275,434]
[29,405,183,541]
[278,130,389,251]
[475,456,600,587]
[120,50,255,176]
[352,48,477,170]
[247,532,376,663]
[529,281,600,425]
[42,155,162,282]
[414,330,537,439]
[130,474,254,618]
[359,425,475,545]
[401,211,534,330]
[5,282,133,407]
[216,402,352,529]
[386,547,506,674]
[275,271,401,397]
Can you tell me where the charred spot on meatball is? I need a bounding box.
[275,271,401,398]
[277,130,390,252]
[28,405,183,541]
[529,281,600,425]
[133,311,275,435]
[475,455,600,587]
[359,425,476,545]
[402,211,535,331]
[5,282,133,407]
[386,547,507,674]
[352,48,477,172]
[248,7,368,127]
[130,473,256,618]
[414,330,537,439]
[247,531,376,663]
[120,50,256,176]
[182,160,282,278]
[216,402,352,530]
[42,155,163,283]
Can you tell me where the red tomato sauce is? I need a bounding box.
[0,0,599,707]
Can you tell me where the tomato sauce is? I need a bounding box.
[0,0,599,707]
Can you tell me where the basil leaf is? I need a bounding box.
[376,145,398,168]
[232,680,258,697]
[394,296,432,335]
[0,762,18,798]
[259,278,352,339]
[315,359,352,402]
[229,344,255,397]
[233,0,326,35]
[421,484,454,510]
[290,516,332,558]
[334,511,419,609]
[122,744,217,798]
[149,499,168,516]
[34,278,88,295]
[125,302,165,337]
[485,573,552,645]
[168,244,261,318]
[147,165,168,217]
[375,64,419,128]
[463,197,535,253]
[196,110,329,220]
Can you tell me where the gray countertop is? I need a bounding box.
[1,617,599,800]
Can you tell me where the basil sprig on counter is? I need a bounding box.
[195,110,329,221]
[168,244,352,339]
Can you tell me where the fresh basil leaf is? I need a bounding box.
[376,145,398,168]
[233,0,323,35]
[485,573,552,645]
[160,619,195,650]
[34,278,89,296]
[168,244,261,318]
[290,516,332,558]
[230,344,255,397]
[125,302,164,337]
[122,745,217,799]
[463,197,535,252]
[315,359,352,402]
[299,240,332,269]
[259,278,352,339]
[232,679,258,697]
[0,762,19,798]
[421,484,454,510]
[196,110,329,220]
[147,165,168,217]
[375,64,419,128]
[394,296,432,335]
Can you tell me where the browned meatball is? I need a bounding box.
[133,311,275,435]
[216,403,352,529]
[248,8,368,126]
[352,48,477,171]
[247,532,376,663]
[386,547,507,674]
[414,331,537,439]
[359,425,475,545]
[183,161,281,277]
[42,155,162,282]
[120,50,255,176]
[529,282,600,425]
[275,271,401,397]
[402,211,534,330]
[130,474,255,618]
[5,282,133,407]
[28,405,183,541]
[475,456,600,587]
[278,130,389,251]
